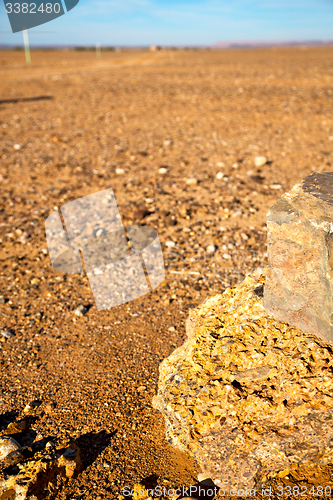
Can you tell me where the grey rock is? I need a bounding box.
[74,305,87,316]
[0,436,21,461]
[1,329,15,339]
[264,171,333,344]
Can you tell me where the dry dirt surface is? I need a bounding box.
[0,46,333,499]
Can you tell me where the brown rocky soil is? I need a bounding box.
[0,46,333,499]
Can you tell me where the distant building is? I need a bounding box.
[150,45,161,52]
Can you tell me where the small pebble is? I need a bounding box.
[134,207,151,220]
[23,400,42,413]
[254,156,267,167]
[216,172,223,180]
[137,385,146,392]
[207,245,216,254]
[116,168,125,174]
[45,401,57,413]
[13,144,21,150]
[1,329,15,339]
[198,473,210,482]
[75,305,88,316]
[166,241,175,248]
[158,167,168,174]
[0,296,5,304]
[186,178,197,185]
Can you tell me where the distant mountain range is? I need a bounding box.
[213,40,333,48]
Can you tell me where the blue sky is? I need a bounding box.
[1,0,333,46]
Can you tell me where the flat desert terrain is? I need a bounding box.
[1,46,333,499]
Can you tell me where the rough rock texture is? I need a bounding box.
[153,269,333,492]
[264,172,333,344]
[0,415,81,500]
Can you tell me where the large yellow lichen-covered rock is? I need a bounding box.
[153,268,333,492]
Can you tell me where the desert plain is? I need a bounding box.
[1,46,333,498]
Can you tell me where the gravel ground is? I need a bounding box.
[0,46,333,499]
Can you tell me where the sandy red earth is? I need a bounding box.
[0,46,333,499]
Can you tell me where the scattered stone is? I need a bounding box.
[254,156,267,167]
[216,162,224,167]
[153,268,333,492]
[13,144,21,150]
[137,386,146,392]
[167,216,177,226]
[74,305,88,317]
[134,207,151,220]
[206,245,215,254]
[44,401,57,414]
[115,168,125,174]
[216,172,223,180]
[165,240,175,248]
[197,473,210,482]
[58,445,81,478]
[158,167,168,174]
[0,437,21,461]
[250,174,265,184]
[1,329,15,339]
[186,178,197,185]
[23,400,42,413]
[6,418,30,433]
[264,172,333,344]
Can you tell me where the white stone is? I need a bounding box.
[166,241,175,248]
[13,144,21,150]
[216,172,223,180]
[254,156,267,167]
[186,178,197,185]
[0,437,21,461]
[115,168,125,174]
[158,167,168,174]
